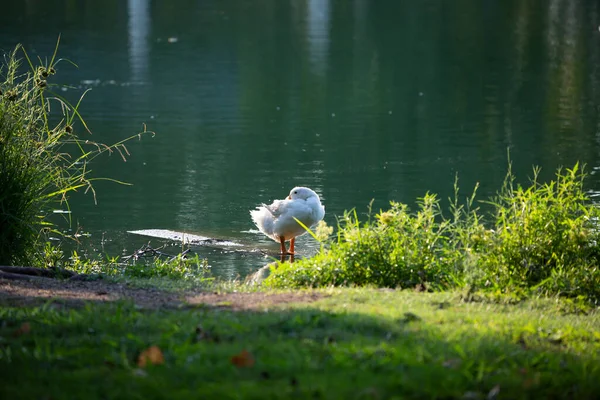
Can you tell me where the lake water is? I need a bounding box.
[1,0,600,278]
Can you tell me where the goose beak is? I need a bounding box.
[287,196,291,200]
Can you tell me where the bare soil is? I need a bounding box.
[0,278,325,310]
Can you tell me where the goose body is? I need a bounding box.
[250,186,325,254]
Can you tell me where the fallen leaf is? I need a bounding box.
[230,349,254,367]
[137,345,164,367]
[13,322,31,337]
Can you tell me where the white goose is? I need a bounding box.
[250,187,325,254]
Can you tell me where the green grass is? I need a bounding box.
[1,288,600,399]
[63,248,213,282]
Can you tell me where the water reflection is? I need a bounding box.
[306,0,331,77]
[127,0,150,82]
[0,1,599,278]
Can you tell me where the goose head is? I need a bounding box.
[287,186,319,201]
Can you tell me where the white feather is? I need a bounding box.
[250,187,325,243]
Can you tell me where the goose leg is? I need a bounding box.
[279,236,295,256]
[279,236,287,255]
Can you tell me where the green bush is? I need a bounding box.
[264,164,600,303]
[0,42,149,266]
[472,164,600,300]
[265,194,469,290]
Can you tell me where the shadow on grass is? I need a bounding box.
[0,289,599,399]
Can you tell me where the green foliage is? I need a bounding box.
[124,254,212,281]
[471,164,600,301]
[267,195,468,290]
[0,41,151,266]
[265,163,600,303]
[40,243,212,282]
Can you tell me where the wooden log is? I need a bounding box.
[0,266,82,281]
[0,270,39,281]
[0,266,76,278]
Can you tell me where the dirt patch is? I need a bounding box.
[0,278,325,310]
[185,291,324,310]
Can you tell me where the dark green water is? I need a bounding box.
[2,1,600,277]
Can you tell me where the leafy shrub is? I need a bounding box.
[265,194,470,290]
[472,164,600,301]
[264,163,600,303]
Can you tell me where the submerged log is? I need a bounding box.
[127,229,249,249]
[127,228,278,256]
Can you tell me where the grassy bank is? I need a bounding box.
[266,164,600,304]
[1,287,599,399]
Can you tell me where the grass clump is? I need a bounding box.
[265,163,600,303]
[0,41,151,267]
[40,243,213,284]
[124,254,213,281]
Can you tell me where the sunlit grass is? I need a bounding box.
[0,288,599,399]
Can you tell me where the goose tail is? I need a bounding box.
[250,207,278,242]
